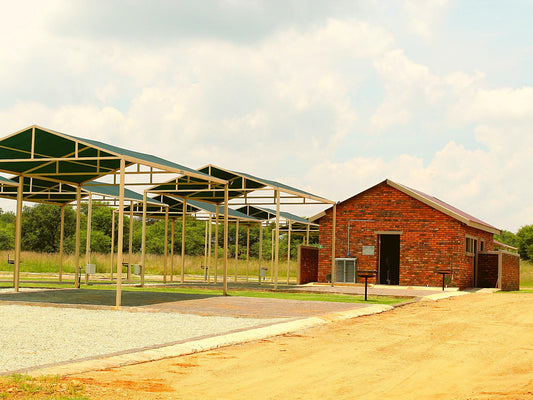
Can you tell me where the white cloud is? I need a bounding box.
[452,87,533,124]
[403,0,451,42]
[369,49,454,133]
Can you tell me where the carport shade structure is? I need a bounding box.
[81,182,167,284]
[0,176,83,283]
[126,195,260,286]
[148,164,336,290]
[0,125,227,308]
[236,205,319,285]
[0,177,168,283]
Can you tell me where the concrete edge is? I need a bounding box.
[28,304,393,377]
[420,291,470,301]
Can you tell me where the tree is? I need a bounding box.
[0,225,14,250]
[495,230,518,248]
[0,208,15,250]
[516,225,533,260]
[0,210,15,225]
[22,204,62,252]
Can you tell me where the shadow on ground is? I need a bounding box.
[0,288,217,308]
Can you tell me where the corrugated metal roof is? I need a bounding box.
[236,205,317,226]
[319,179,500,235]
[230,168,332,203]
[0,125,226,185]
[0,176,78,204]
[0,176,18,186]
[186,199,260,223]
[147,164,333,205]
[388,180,500,234]
[63,131,222,183]
[82,182,165,205]
[126,195,260,222]
[493,239,518,250]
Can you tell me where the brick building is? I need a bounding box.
[308,179,519,290]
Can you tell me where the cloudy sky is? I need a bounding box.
[0,0,531,232]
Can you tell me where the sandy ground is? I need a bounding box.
[70,292,533,400]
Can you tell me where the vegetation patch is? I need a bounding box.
[0,374,89,399]
[520,259,533,288]
[226,290,410,305]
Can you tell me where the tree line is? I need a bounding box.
[0,203,317,258]
[3,203,528,260]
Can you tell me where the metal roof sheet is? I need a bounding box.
[388,180,500,234]
[235,205,317,226]
[319,179,500,235]
[82,182,165,205]
[0,125,226,185]
[0,176,18,186]
[0,177,78,204]
[126,195,260,222]
[147,164,334,205]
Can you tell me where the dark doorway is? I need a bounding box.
[379,235,400,285]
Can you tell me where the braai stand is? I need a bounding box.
[436,269,452,291]
[358,270,377,301]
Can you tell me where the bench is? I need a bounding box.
[7,255,21,265]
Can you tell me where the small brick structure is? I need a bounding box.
[297,245,319,284]
[310,179,520,290]
[500,251,520,291]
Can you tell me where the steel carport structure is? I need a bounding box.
[148,164,336,290]
[0,125,227,307]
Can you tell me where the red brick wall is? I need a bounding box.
[477,252,499,288]
[500,251,520,291]
[297,245,319,284]
[318,182,495,289]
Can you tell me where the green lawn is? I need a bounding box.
[520,259,533,288]
[78,284,411,305]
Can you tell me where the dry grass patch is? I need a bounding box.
[0,374,89,399]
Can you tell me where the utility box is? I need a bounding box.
[133,264,142,275]
[334,258,358,283]
[85,264,96,274]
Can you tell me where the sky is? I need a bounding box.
[0,0,532,232]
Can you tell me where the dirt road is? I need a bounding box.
[73,292,533,399]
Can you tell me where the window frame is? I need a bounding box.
[465,235,477,256]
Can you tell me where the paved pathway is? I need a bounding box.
[0,288,370,318]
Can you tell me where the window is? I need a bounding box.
[466,237,476,255]
[480,240,485,251]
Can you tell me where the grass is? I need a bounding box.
[0,250,297,280]
[227,290,409,305]
[0,374,89,399]
[520,259,533,288]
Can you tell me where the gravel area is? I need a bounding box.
[0,304,285,373]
